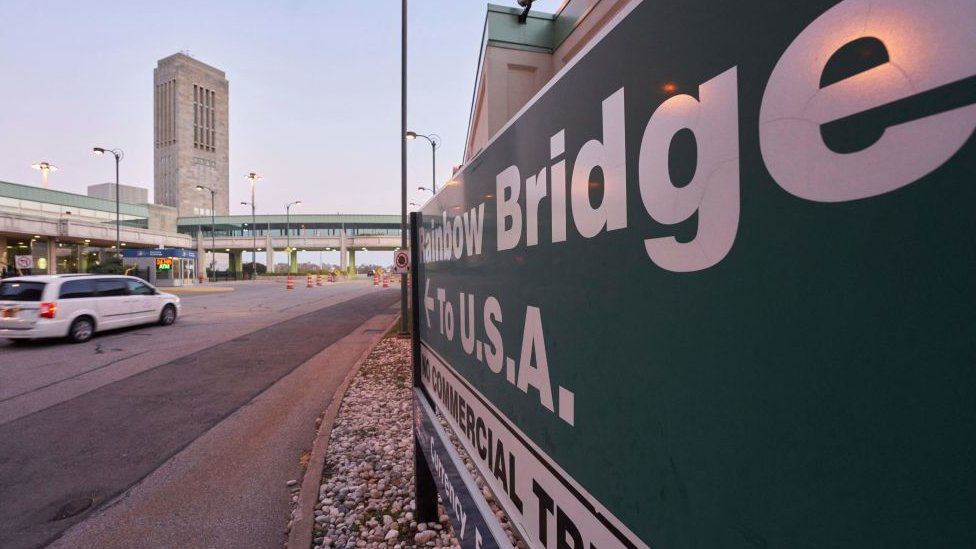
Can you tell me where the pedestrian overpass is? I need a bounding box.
[177,214,403,274]
[0,179,404,277]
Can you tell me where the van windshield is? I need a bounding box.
[0,281,46,301]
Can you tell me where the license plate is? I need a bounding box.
[2,308,18,318]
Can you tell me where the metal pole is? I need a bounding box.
[431,140,436,194]
[251,182,257,278]
[411,210,438,522]
[286,205,292,274]
[115,154,121,258]
[400,0,408,334]
[210,191,216,281]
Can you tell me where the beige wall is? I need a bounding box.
[466,47,553,159]
[146,204,179,233]
[552,0,629,73]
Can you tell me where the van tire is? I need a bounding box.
[68,317,95,344]
[159,304,177,326]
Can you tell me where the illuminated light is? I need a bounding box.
[662,82,678,93]
[225,248,230,252]
[31,161,59,172]
[33,235,41,239]
[84,239,91,243]
[39,302,57,319]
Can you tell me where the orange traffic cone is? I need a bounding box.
[286,276,294,290]
[382,276,389,288]
[373,274,379,286]
[316,274,323,286]
[306,274,314,288]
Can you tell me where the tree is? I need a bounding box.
[88,256,135,275]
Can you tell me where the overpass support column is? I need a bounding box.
[266,234,275,274]
[339,230,347,273]
[347,249,357,279]
[229,250,243,278]
[289,250,298,274]
[46,241,56,274]
[0,236,7,272]
[196,230,206,282]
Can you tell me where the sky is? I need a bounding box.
[0,0,563,266]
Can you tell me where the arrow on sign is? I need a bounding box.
[424,279,435,328]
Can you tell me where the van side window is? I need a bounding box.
[59,279,97,299]
[95,279,129,297]
[126,280,154,295]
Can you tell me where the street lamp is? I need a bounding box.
[93,147,123,258]
[196,185,218,281]
[285,200,302,273]
[244,172,261,278]
[405,131,440,194]
[31,162,58,189]
[417,186,434,194]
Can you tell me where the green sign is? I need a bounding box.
[414,0,975,547]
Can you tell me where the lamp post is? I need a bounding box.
[405,131,440,194]
[31,161,58,189]
[400,0,408,335]
[196,185,218,281]
[92,147,123,258]
[417,186,434,194]
[244,173,260,278]
[285,200,302,273]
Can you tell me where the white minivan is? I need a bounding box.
[0,274,181,343]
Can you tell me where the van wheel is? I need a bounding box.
[68,317,94,343]
[159,305,177,326]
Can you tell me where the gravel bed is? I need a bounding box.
[296,335,524,548]
[307,336,455,548]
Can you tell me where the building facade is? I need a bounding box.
[87,182,149,205]
[153,53,229,217]
[465,1,628,161]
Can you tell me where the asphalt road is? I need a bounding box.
[0,280,399,549]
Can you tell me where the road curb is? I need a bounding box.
[164,286,235,294]
[288,315,402,549]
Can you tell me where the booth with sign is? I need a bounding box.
[121,248,196,287]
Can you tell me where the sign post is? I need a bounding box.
[14,255,33,271]
[412,1,975,547]
[394,250,410,274]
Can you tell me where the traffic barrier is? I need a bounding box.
[382,276,389,288]
[306,274,314,288]
[373,274,379,286]
[316,274,323,286]
[286,276,294,290]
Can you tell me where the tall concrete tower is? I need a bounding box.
[153,53,229,216]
